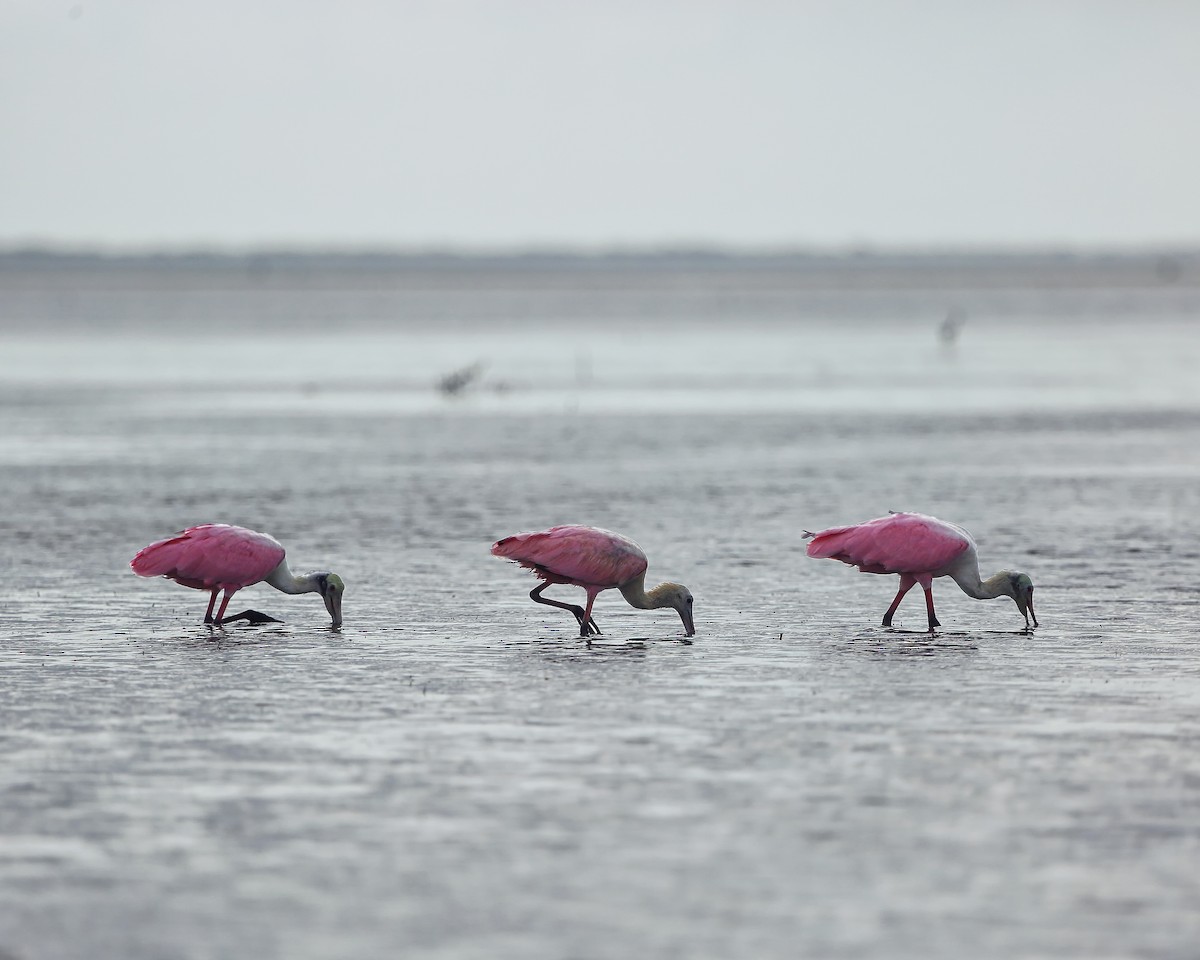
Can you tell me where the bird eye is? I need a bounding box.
[686,596,694,605]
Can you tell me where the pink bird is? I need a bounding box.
[492,525,695,637]
[131,524,344,627]
[805,512,1036,632]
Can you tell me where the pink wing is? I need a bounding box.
[131,524,286,590]
[492,525,649,587]
[806,513,971,575]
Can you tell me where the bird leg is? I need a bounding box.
[581,592,602,638]
[203,589,220,624]
[213,588,236,625]
[530,583,600,637]
[882,575,916,627]
[922,585,940,632]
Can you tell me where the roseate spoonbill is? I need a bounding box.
[804,512,1036,632]
[131,524,344,627]
[492,525,695,638]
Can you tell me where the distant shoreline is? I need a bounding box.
[2,246,1197,288]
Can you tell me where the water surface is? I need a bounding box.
[2,255,1198,959]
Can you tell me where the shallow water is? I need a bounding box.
[2,257,1199,959]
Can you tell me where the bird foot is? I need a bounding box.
[571,608,601,637]
[218,609,284,625]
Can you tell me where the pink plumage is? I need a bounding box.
[806,512,971,576]
[806,512,1037,632]
[492,525,648,589]
[492,525,694,638]
[132,524,286,591]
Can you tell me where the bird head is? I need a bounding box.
[1008,572,1036,629]
[651,582,695,637]
[318,573,345,628]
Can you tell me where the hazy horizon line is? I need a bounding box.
[4,239,1200,261]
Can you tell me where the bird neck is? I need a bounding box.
[264,560,322,596]
[952,568,1013,601]
[618,574,673,610]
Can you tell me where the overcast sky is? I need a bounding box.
[3,1,1199,250]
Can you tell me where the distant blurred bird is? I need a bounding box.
[938,307,967,346]
[805,512,1036,632]
[131,524,344,626]
[492,525,695,637]
[437,361,484,395]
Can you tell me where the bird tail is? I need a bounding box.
[804,526,857,560]
[131,531,192,577]
[491,533,543,568]
[490,535,522,558]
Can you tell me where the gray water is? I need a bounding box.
[2,254,1199,959]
